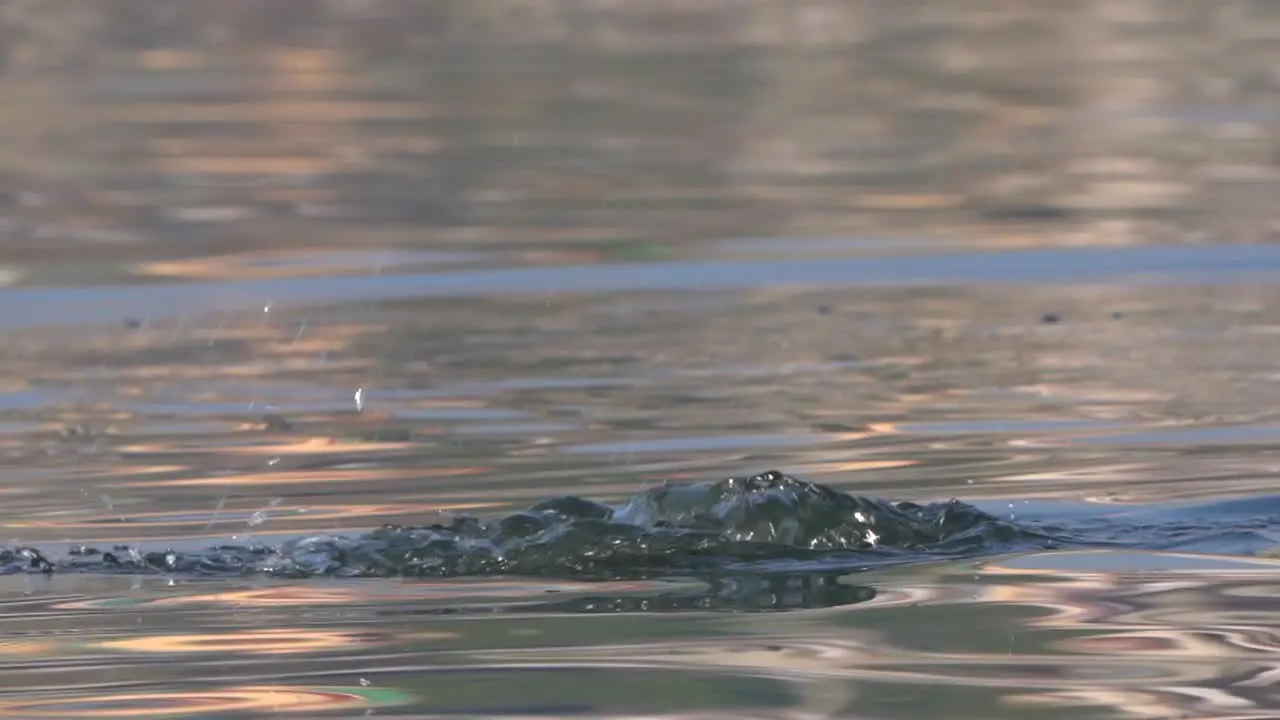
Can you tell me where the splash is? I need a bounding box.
[1,470,1060,579]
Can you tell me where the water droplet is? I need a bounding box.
[206,496,227,531]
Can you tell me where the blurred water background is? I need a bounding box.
[0,1,1278,718]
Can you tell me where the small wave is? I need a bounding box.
[0,470,1061,580]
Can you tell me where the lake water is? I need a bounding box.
[0,2,1279,718]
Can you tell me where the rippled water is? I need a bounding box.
[2,2,1280,718]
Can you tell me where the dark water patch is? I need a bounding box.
[977,204,1077,223]
[525,574,877,614]
[379,573,877,615]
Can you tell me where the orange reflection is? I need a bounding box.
[116,436,419,456]
[1058,632,1198,656]
[787,459,915,475]
[108,580,654,610]
[852,193,964,210]
[97,628,375,655]
[135,49,202,70]
[135,251,417,281]
[0,639,58,657]
[4,501,502,530]
[0,685,399,717]
[74,464,190,478]
[151,585,436,608]
[111,465,484,489]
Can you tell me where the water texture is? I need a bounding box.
[2,2,1280,718]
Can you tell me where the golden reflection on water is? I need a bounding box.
[110,465,482,489]
[97,628,379,655]
[0,640,58,657]
[0,685,409,718]
[114,436,422,457]
[135,250,454,280]
[4,501,497,531]
[784,459,916,475]
[50,578,664,611]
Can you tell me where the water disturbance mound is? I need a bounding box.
[0,470,1065,579]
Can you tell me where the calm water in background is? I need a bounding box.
[0,2,1279,718]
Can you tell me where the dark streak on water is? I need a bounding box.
[9,243,1280,330]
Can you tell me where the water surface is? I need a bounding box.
[1,2,1280,718]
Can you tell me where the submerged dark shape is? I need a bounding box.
[8,470,1059,580]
